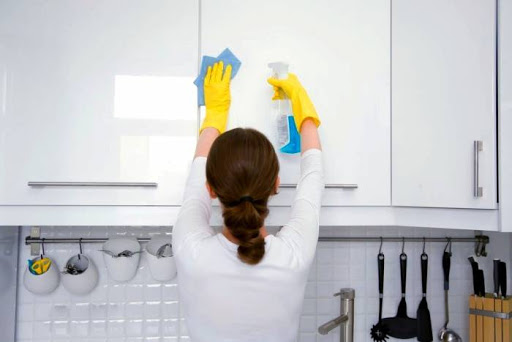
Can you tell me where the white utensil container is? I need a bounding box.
[146,237,176,282]
[23,255,60,294]
[62,254,99,295]
[102,238,141,282]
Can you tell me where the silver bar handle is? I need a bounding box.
[280,183,358,189]
[28,181,157,188]
[473,141,483,197]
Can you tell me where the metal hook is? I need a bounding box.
[422,237,426,254]
[479,238,487,257]
[474,236,487,257]
[379,237,383,254]
[78,238,83,259]
[401,237,405,254]
[475,239,482,257]
[41,238,45,258]
[475,236,482,257]
[444,238,452,254]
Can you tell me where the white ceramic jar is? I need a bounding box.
[23,255,60,294]
[102,237,141,282]
[146,237,176,282]
[62,254,99,295]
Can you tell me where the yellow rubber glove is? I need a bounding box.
[200,61,233,134]
[267,73,320,131]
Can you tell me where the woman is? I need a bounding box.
[173,61,324,342]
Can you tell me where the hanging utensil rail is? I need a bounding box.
[24,235,488,244]
[25,228,489,257]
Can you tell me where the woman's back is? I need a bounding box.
[174,64,323,341]
[177,234,309,342]
[174,148,323,342]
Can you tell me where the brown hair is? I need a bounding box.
[206,128,279,265]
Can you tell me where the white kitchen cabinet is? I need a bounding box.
[0,0,199,205]
[201,0,391,206]
[499,0,512,232]
[392,0,497,209]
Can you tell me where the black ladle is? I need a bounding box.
[438,241,462,342]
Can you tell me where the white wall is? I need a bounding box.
[0,227,18,342]
[15,226,512,342]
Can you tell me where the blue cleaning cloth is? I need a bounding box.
[194,48,241,106]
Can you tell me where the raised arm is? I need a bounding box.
[173,62,232,254]
[195,127,220,158]
[267,74,324,266]
[300,118,321,153]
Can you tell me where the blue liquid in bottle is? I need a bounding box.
[269,62,301,154]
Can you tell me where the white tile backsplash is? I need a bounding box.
[15,226,511,342]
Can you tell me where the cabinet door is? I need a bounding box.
[0,0,198,205]
[392,0,497,209]
[201,0,390,206]
[499,0,512,231]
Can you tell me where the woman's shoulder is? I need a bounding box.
[262,234,313,272]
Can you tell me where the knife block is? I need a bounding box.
[469,294,512,342]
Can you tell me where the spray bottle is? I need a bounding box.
[268,62,300,154]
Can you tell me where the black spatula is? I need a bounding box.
[370,252,389,342]
[417,252,433,341]
[382,252,417,338]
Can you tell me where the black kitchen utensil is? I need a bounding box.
[370,252,389,342]
[468,256,478,271]
[494,259,501,298]
[443,250,451,292]
[468,256,480,295]
[417,252,433,341]
[438,244,462,342]
[477,269,485,297]
[382,252,417,338]
[499,261,507,298]
[471,267,479,295]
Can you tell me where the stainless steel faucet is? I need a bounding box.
[318,288,355,342]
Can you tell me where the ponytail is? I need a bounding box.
[206,128,280,265]
[223,200,267,265]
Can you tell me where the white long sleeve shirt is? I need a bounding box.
[173,148,324,342]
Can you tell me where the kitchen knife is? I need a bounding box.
[468,256,478,270]
[499,261,507,298]
[471,268,478,295]
[477,269,485,297]
[468,256,479,295]
[494,259,500,297]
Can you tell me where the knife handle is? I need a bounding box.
[443,251,451,291]
[494,259,501,297]
[477,269,485,297]
[499,261,507,298]
[472,269,479,295]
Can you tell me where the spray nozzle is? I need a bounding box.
[268,62,289,80]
